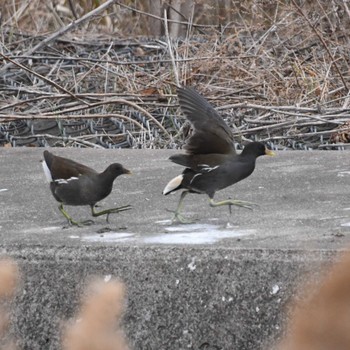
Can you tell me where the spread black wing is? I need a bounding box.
[177,86,235,155]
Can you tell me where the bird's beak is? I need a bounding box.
[124,168,132,175]
[265,148,275,156]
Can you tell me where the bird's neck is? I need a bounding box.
[239,152,258,162]
[99,169,118,184]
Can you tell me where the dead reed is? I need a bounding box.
[278,252,350,350]
[1,0,350,149]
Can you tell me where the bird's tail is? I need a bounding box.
[41,159,53,182]
[162,174,183,195]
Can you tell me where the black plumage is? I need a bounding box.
[42,150,131,226]
[163,87,274,223]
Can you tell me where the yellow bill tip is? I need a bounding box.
[265,148,275,156]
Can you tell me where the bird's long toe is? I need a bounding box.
[166,208,195,224]
[210,198,258,211]
[231,200,259,210]
[91,204,132,223]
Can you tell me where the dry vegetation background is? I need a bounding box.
[2,2,350,348]
[1,0,350,150]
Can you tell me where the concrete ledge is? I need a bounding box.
[7,246,335,349]
[1,148,350,349]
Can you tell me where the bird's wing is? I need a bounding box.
[185,156,254,195]
[43,151,97,180]
[169,153,231,170]
[177,86,235,155]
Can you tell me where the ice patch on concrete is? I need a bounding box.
[24,226,61,234]
[165,223,218,232]
[79,232,134,242]
[341,222,350,227]
[42,226,61,232]
[144,223,255,245]
[155,219,172,225]
[338,171,350,177]
[71,224,255,245]
[0,189,8,192]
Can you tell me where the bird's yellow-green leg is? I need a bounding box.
[209,198,258,212]
[58,204,93,227]
[91,204,132,223]
[166,191,194,224]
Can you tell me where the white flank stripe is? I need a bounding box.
[55,176,79,185]
[199,165,219,173]
[67,177,79,181]
[190,173,202,184]
[56,179,68,184]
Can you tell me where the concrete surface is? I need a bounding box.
[0,148,350,349]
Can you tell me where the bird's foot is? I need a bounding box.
[210,198,258,212]
[92,204,132,223]
[78,219,95,226]
[63,218,94,228]
[165,209,195,224]
[108,204,133,213]
[58,204,94,228]
[229,200,258,211]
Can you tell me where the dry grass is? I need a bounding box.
[0,258,128,350]
[0,259,19,350]
[0,260,19,298]
[62,279,128,350]
[1,0,350,149]
[278,252,350,350]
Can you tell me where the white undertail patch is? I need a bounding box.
[163,174,183,195]
[42,160,52,182]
